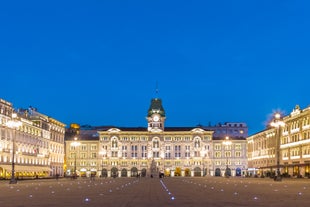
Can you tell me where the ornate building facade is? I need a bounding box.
[0,98,65,179]
[65,97,248,177]
[247,105,310,177]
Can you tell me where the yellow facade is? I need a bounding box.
[247,105,310,178]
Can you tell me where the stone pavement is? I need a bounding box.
[0,176,310,207]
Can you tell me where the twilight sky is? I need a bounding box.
[1,0,310,135]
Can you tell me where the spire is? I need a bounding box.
[155,81,159,97]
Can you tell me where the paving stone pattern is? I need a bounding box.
[0,177,310,207]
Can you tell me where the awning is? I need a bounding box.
[0,165,52,172]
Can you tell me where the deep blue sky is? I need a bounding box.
[1,1,310,135]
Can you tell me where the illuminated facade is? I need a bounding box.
[65,98,248,177]
[247,105,310,177]
[0,98,65,179]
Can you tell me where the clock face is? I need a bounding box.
[153,115,159,121]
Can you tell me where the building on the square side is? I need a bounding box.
[203,122,248,176]
[0,98,66,179]
[65,97,248,177]
[247,105,310,178]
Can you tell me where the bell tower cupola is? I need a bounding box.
[147,98,166,131]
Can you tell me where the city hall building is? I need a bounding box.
[66,97,248,177]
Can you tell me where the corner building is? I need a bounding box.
[247,105,310,177]
[0,99,65,179]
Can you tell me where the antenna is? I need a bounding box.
[155,81,159,97]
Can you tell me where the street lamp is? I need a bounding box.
[71,137,81,178]
[223,136,232,177]
[6,113,22,184]
[270,113,285,181]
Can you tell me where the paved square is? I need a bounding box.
[1,177,310,207]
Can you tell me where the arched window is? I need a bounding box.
[153,139,159,148]
[111,138,118,148]
[194,138,200,148]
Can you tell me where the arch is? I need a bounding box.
[141,168,147,177]
[236,168,242,176]
[185,168,191,177]
[225,168,231,176]
[215,168,221,176]
[111,167,118,178]
[194,167,202,177]
[90,169,97,177]
[121,168,127,177]
[111,137,118,148]
[175,167,181,176]
[101,168,107,177]
[152,137,160,148]
[164,168,171,177]
[194,137,201,148]
[131,167,138,177]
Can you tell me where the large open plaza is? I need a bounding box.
[1,176,310,207]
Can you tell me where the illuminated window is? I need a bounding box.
[91,145,97,150]
[91,153,97,158]
[214,144,221,150]
[235,151,241,157]
[215,151,221,158]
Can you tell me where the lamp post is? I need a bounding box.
[223,136,232,177]
[270,113,285,181]
[71,137,81,178]
[6,113,22,184]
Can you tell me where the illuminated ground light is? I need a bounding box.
[160,179,175,201]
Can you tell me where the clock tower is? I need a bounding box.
[147,98,166,131]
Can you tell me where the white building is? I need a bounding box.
[65,97,248,177]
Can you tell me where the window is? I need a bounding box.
[122,137,128,141]
[174,145,181,158]
[111,151,118,157]
[225,151,231,157]
[153,151,159,158]
[175,152,181,158]
[91,153,97,158]
[194,139,200,148]
[194,151,200,157]
[165,136,171,141]
[112,139,118,148]
[214,144,221,150]
[122,151,127,158]
[235,151,241,157]
[235,144,241,150]
[91,145,97,150]
[215,151,221,158]
[81,145,87,151]
[185,152,190,158]
[81,153,87,158]
[131,145,138,158]
[141,145,147,158]
[153,140,159,148]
